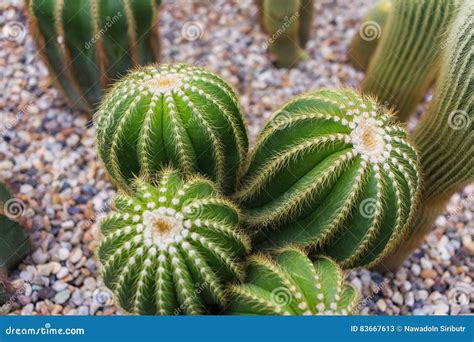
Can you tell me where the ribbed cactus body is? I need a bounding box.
[95,64,248,193]
[361,0,460,121]
[27,0,161,112]
[380,2,473,271]
[236,89,421,268]
[98,169,250,315]
[348,0,391,71]
[260,0,314,68]
[228,248,358,315]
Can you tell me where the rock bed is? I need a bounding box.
[0,0,472,316]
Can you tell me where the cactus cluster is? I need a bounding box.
[379,1,474,271]
[228,248,358,315]
[97,169,250,315]
[258,0,314,68]
[236,89,421,269]
[361,0,460,121]
[95,63,248,194]
[348,0,391,71]
[26,0,161,112]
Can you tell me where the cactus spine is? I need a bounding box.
[348,0,391,71]
[95,63,248,194]
[259,0,314,68]
[26,0,161,112]
[97,169,250,315]
[378,2,474,271]
[236,89,421,268]
[361,0,460,121]
[228,248,359,315]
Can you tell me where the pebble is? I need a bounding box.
[69,247,83,264]
[392,291,403,306]
[53,290,71,305]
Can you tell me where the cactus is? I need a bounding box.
[259,0,314,68]
[0,183,31,305]
[97,169,250,315]
[95,63,248,194]
[378,2,474,271]
[228,248,359,315]
[26,0,161,112]
[348,0,391,71]
[361,0,460,121]
[235,88,421,269]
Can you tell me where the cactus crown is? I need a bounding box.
[27,0,161,112]
[98,169,250,315]
[236,89,421,268]
[95,63,248,194]
[228,248,359,315]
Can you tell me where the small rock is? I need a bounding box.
[69,247,83,264]
[376,299,387,312]
[56,267,69,279]
[411,264,421,276]
[53,289,70,305]
[405,292,415,307]
[21,303,34,315]
[420,269,437,279]
[58,247,70,261]
[31,249,49,264]
[392,291,403,306]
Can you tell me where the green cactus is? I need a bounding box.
[228,248,359,315]
[378,2,474,271]
[259,0,314,68]
[348,0,391,71]
[95,63,248,194]
[26,0,161,112]
[235,88,421,269]
[97,169,250,315]
[0,183,31,305]
[361,0,460,121]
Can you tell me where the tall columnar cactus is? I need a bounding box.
[0,183,31,305]
[97,169,250,315]
[95,63,248,193]
[258,0,314,68]
[235,89,421,269]
[360,0,460,121]
[26,0,161,112]
[228,248,359,315]
[348,0,391,71]
[379,2,474,271]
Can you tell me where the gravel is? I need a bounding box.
[0,0,472,316]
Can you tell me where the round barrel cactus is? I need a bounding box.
[235,89,421,268]
[97,169,250,315]
[95,63,248,193]
[26,0,161,112]
[228,248,359,315]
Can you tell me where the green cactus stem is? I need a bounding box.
[26,0,161,112]
[259,0,314,68]
[348,0,391,71]
[377,2,473,271]
[97,169,250,315]
[235,88,421,269]
[228,248,359,315]
[95,63,248,194]
[0,183,31,305]
[360,0,460,121]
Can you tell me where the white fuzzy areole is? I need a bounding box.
[142,208,185,246]
[350,116,386,163]
[143,74,183,94]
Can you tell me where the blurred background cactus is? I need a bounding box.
[26,0,161,113]
[98,169,250,315]
[257,0,314,68]
[95,63,248,194]
[378,1,473,271]
[236,89,421,269]
[0,183,31,305]
[228,248,358,315]
[360,0,460,121]
[347,0,391,71]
